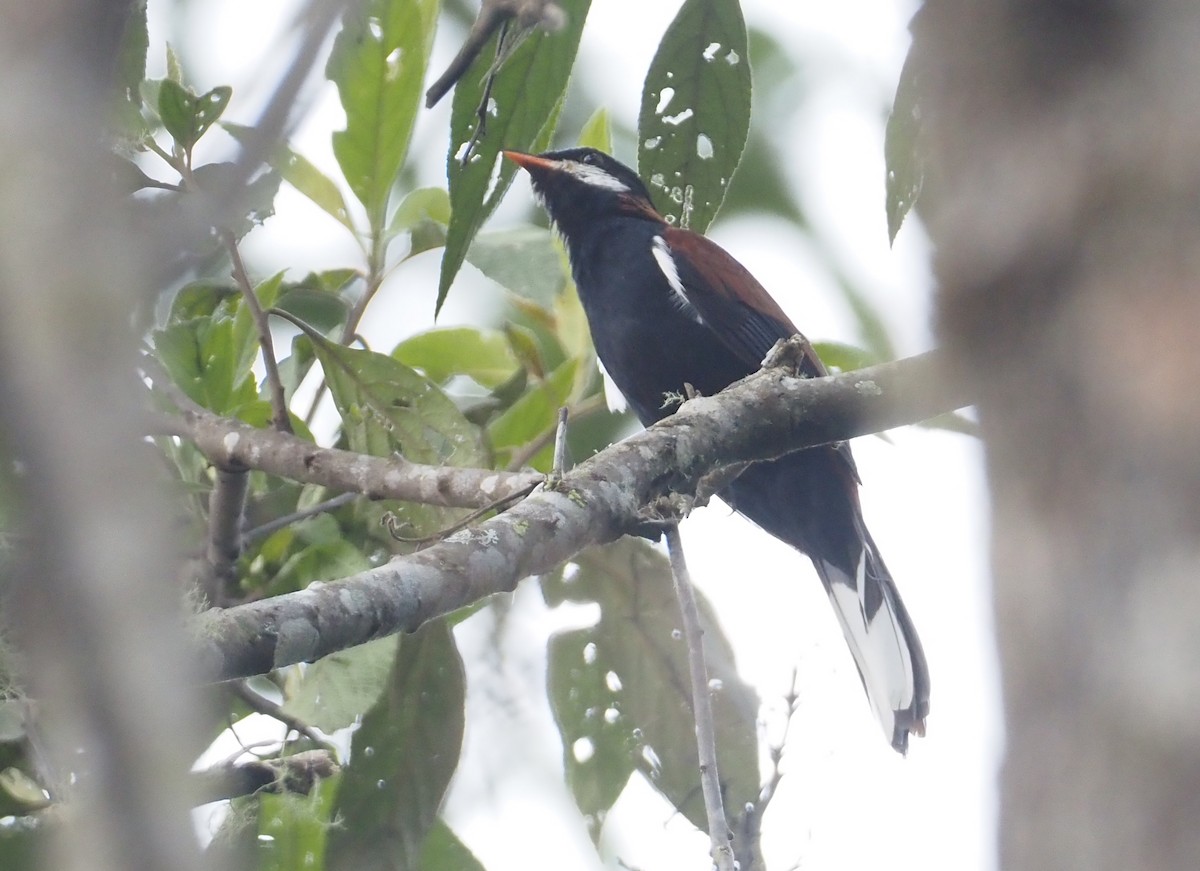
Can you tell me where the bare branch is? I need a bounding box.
[193,749,339,804]
[204,466,251,607]
[158,402,544,509]
[665,525,734,871]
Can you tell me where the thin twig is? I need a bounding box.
[192,749,338,804]
[664,525,735,871]
[426,0,566,109]
[222,230,293,433]
[458,22,509,166]
[226,681,334,752]
[243,491,359,543]
[381,479,541,546]
[738,670,802,866]
[551,406,569,476]
[506,392,606,471]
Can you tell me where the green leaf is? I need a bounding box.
[418,820,485,871]
[115,0,148,111]
[165,43,183,84]
[282,636,400,733]
[885,47,924,244]
[153,316,257,413]
[189,161,282,239]
[388,186,451,234]
[327,0,440,227]
[326,620,466,871]
[268,539,373,597]
[0,768,45,809]
[281,148,355,231]
[275,271,355,335]
[167,281,238,323]
[307,334,486,467]
[543,538,760,834]
[158,81,232,152]
[224,122,356,233]
[387,186,452,256]
[811,340,880,374]
[487,357,577,463]
[438,0,593,315]
[638,0,751,232]
[393,327,519,388]
[257,776,339,871]
[465,226,565,304]
[576,106,614,152]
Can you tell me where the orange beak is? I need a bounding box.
[502,150,555,172]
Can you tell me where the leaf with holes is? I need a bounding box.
[158,81,231,152]
[543,538,761,834]
[639,0,751,232]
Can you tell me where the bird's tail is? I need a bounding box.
[812,527,930,753]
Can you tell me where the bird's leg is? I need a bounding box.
[761,334,816,374]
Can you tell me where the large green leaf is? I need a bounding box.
[153,315,257,414]
[543,538,761,834]
[437,0,593,315]
[393,326,519,388]
[307,333,486,539]
[258,776,340,871]
[280,148,355,231]
[418,820,485,871]
[487,357,578,468]
[282,636,400,733]
[327,0,441,226]
[465,225,564,305]
[308,335,485,467]
[326,620,466,871]
[638,0,751,232]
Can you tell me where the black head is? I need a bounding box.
[504,147,662,238]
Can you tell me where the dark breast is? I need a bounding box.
[566,218,755,425]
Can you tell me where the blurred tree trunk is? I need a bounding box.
[918,1,1200,868]
[0,2,213,870]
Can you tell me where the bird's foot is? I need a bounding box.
[761,334,815,374]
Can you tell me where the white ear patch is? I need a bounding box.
[558,160,631,192]
[651,236,703,324]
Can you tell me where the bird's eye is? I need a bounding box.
[581,152,598,165]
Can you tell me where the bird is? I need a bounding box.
[504,147,930,753]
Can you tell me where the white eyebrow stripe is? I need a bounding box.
[651,235,703,324]
[557,160,631,192]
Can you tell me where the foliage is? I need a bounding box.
[0,1,941,868]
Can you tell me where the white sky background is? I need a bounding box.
[165,0,1002,868]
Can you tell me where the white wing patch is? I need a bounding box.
[595,356,629,413]
[651,236,703,324]
[559,160,631,192]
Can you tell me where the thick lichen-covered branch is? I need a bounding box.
[197,347,968,681]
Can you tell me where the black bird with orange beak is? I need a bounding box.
[505,147,929,753]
